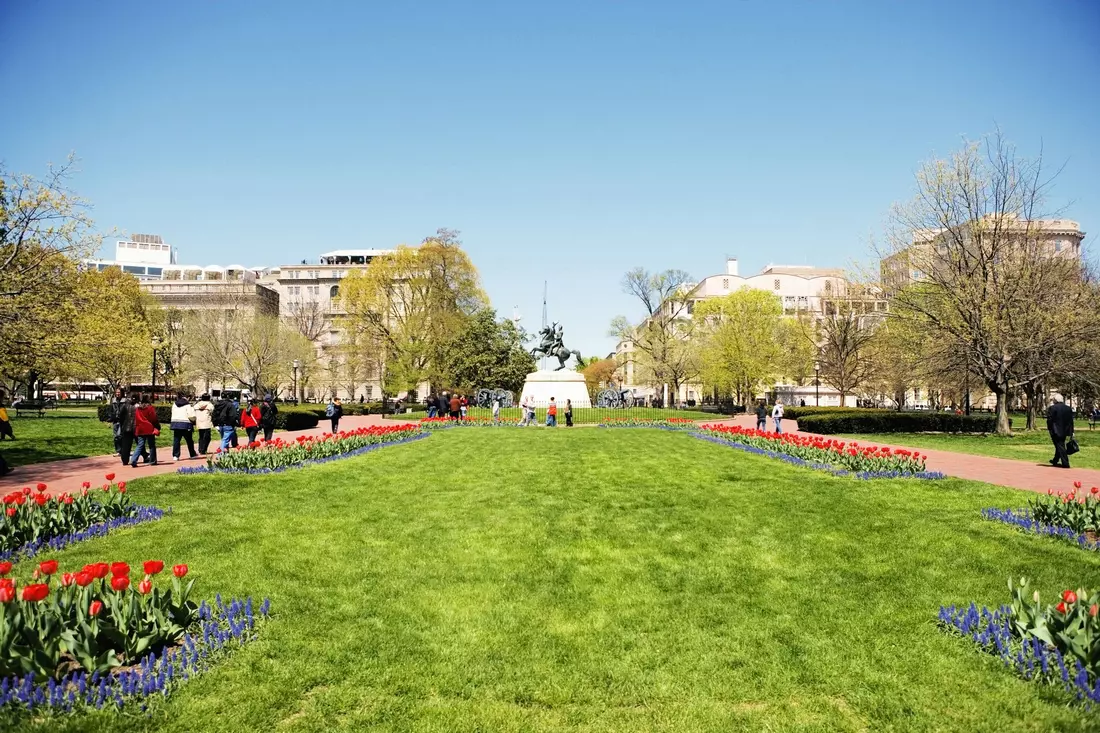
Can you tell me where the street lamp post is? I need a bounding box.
[150,336,162,399]
[292,359,301,405]
[814,361,821,407]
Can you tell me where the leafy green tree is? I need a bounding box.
[581,358,618,400]
[695,289,783,405]
[442,308,535,395]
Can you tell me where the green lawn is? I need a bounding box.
[464,406,715,423]
[15,429,1100,731]
[841,429,1100,470]
[1,409,113,467]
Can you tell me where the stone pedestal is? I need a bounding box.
[519,370,592,409]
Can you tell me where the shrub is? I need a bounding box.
[780,406,891,420]
[797,412,996,434]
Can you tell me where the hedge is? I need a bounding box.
[780,406,892,420]
[797,411,997,435]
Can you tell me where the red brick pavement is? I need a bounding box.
[3,413,1094,497]
[0,414,410,497]
[703,414,1100,494]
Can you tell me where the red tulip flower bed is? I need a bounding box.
[0,559,270,713]
[182,424,427,474]
[697,424,933,477]
[419,416,522,428]
[1,477,166,560]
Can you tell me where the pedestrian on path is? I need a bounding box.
[1047,394,1076,469]
[116,393,142,466]
[565,399,573,427]
[214,395,239,451]
[492,398,501,424]
[448,394,460,420]
[547,397,558,427]
[327,397,343,433]
[755,401,767,431]
[427,392,438,419]
[241,398,262,444]
[108,388,127,453]
[772,401,784,434]
[194,393,214,455]
[169,394,198,462]
[260,393,278,441]
[129,394,160,467]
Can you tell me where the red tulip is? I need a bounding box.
[102,483,110,492]
[110,562,130,577]
[75,572,93,587]
[21,487,29,495]
[89,600,103,616]
[38,559,58,575]
[138,579,152,595]
[34,494,47,506]
[105,473,115,482]
[81,481,91,489]
[35,482,47,493]
[4,507,14,517]
[60,572,75,587]
[172,564,188,578]
[92,563,110,579]
[143,560,164,576]
[1063,590,1078,604]
[22,583,49,602]
[110,575,130,591]
[0,562,9,576]
[62,494,73,504]
[117,481,126,491]
[0,585,12,603]
[1091,604,1099,617]
[1092,487,1099,496]
[1057,601,1068,614]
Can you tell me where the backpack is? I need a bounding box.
[214,401,237,427]
[261,401,278,426]
[325,402,335,418]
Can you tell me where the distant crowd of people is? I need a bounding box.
[426,391,574,427]
[107,389,281,467]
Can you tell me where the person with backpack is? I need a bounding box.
[755,401,768,431]
[241,398,262,444]
[129,393,160,467]
[194,393,215,455]
[546,396,558,427]
[326,397,343,433]
[169,393,198,462]
[215,396,239,451]
[771,400,785,434]
[565,399,574,427]
[260,393,278,441]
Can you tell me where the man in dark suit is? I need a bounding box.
[1047,395,1076,469]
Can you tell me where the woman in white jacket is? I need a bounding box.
[193,393,214,455]
[169,394,199,461]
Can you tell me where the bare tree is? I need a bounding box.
[814,302,880,407]
[609,268,700,402]
[284,297,329,342]
[881,131,1099,434]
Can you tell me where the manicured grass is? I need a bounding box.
[841,429,1100,470]
[464,406,715,423]
[15,429,1100,731]
[1,409,113,467]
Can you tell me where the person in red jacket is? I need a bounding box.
[129,393,160,467]
[240,398,262,444]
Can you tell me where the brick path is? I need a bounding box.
[0,414,406,496]
[3,413,1095,497]
[704,415,1100,494]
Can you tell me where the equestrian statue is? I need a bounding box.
[531,322,585,371]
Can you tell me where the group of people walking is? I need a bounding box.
[427,392,469,420]
[754,400,785,433]
[108,390,279,467]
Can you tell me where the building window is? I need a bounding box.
[722,279,729,290]
[365,386,373,400]
[823,280,832,293]
[330,285,339,298]
[289,286,300,296]
[147,267,163,276]
[686,300,695,315]
[773,279,781,290]
[291,271,299,279]
[308,286,320,296]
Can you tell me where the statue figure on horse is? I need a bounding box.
[531,322,585,371]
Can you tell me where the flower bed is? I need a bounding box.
[1,477,165,561]
[695,425,941,478]
[180,424,426,474]
[0,559,269,714]
[598,417,697,429]
[939,579,1100,706]
[982,482,1100,551]
[418,416,522,429]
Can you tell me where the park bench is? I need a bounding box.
[15,400,54,417]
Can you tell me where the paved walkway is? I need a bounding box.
[3,413,1094,497]
[702,415,1100,494]
[0,414,406,497]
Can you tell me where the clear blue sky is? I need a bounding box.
[3,0,1098,357]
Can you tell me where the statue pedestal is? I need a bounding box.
[520,370,592,409]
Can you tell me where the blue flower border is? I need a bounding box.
[177,431,431,475]
[981,507,1100,551]
[691,433,946,480]
[939,602,1100,706]
[0,506,169,563]
[0,595,271,714]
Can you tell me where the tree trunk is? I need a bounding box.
[839,391,847,407]
[1024,384,1038,432]
[993,386,1012,435]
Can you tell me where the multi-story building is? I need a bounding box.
[84,234,178,279]
[881,216,1085,294]
[615,258,885,405]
